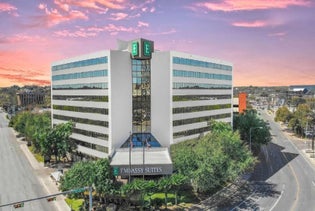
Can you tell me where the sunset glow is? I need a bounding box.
[1,0,314,87]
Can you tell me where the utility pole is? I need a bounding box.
[312,124,315,158]
[142,138,145,180]
[89,186,93,211]
[249,126,263,152]
[129,132,132,183]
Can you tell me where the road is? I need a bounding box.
[0,111,56,211]
[231,109,315,210]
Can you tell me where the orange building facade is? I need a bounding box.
[238,92,247,113]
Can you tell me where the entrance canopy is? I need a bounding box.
[111,133,173,176]
[120,133,161,148]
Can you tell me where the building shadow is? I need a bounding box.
[250,142,298,182]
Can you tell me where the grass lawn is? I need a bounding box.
[65,198,84,211]
[28,146,44,163]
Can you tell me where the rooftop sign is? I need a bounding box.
[130,38,154,59]
[131,42,139,56]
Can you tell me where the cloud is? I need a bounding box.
[35,0,156,27]
[137,21,149,27]
[109,12,128,20]
[0,64,46,77]
[232,20,268,27]
[54,29,97,37]
[104,23,138,34]
[194,0,311,12]
[0,2,17,12]
[38,4,88,27]
[38,3,46,10]
[53,0,70,12]
[54,23,138,37]
[0,34,46,44]
[0,65,50,86]
[53,0,126,12]
[0,2,18,16]
[269,32,287,37]
[130,0,156,12]
[145,28,177,36]
[0,73,50,86]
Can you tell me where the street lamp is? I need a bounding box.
[249,126,263,152]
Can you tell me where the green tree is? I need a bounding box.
[60,158,116,206]
[288,104,311,136]
[59,160,96,194]
[94,158,117,202]
[275,106,292,123]
[11,111,31,135]
[41,121,75,162]
[31,112,51,152]
[9,111,51,154]
[233,109,271,153]
[171,121,255,194]
[171,140,198,178]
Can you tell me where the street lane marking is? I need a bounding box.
[270,184,285,211]
[282,152,300,211]
[312,181,315,186]
[230,191,257,211]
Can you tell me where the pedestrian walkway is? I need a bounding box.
[266,110,315,169]
[16,133,70,211]
[280,125,315,169]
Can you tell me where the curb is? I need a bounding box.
[17,137,70,211]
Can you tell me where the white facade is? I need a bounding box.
[51,39,233,159]
[152,51,233,145]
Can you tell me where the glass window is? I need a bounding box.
[172,70,232,81]
[52,69,108,81]
[172,56,232,71]
[52,56,108,71]
[52,82,108,90]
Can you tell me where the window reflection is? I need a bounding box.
[172,56,232,71]
[132,59,151,132]
[52,56,108,71]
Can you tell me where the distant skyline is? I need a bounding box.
[1,0,314,87]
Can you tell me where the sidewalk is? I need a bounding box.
[280,125,315,169]
[266,110,315,169]
[16,135,70,211]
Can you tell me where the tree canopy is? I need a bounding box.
[275,104,314,137]
[60,158,115,196]
[171,121,255,193]
[288,104,312,136]
[274,106,292,123]
[41,121,75,162]
[233,109,271,153]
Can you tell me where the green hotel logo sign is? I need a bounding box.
[113,167,119,176]
[131,42,139,56]
[131,39,153,59]
[143,41,152,57]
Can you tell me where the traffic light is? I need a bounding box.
[47,197,56,202]
[13,202,24,208]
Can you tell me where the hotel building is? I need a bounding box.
[51,38,233,176]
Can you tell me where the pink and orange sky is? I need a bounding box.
[0,0,314,87]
